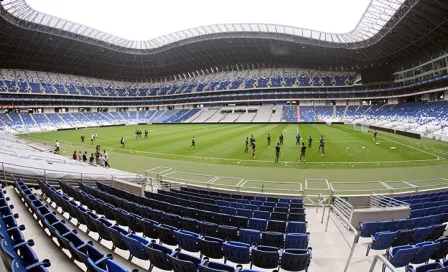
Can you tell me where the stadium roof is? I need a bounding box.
[0,0,447,80]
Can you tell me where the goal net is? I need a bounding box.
[354,123,369,133]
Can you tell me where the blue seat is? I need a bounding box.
[414,227,434,244]
[380,221,397,232]
[285,233,309,249]
[287,221,307,234]
[359,222,383,238]
[71,242,111,272]
[217,225,238,241]
[244,204,258,211]
[198,259,234,272]
[254,210,270,220]
[106,225,129,251]
[216,200,229,207]
[248,218,267,231]
[141,219,159,239]
[174,230,199,253]
[250,245,280,270]
[231,202,244,209]
[261,231,284,248]
[396,219,413,230]
[267,220,286,233]
[366,231,397,256]
[155,224,178,246]
[431,238,448,261]
[239,228,261,245]
[411,242,440,265]
[221,207,236,215]
[280,248,312,272]
[87,258,132,272]
[120,233,150,261]
[428,225,446,241]
[392,229,415,247]
[386,245,419,271]
[168,250,201,272]
[237,209,253,218]
[408,262,448,272]
[198,221,218,237]
[223,241,251,264]
[197,236,224,259]
[143,243,173,272]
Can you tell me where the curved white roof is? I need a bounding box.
[2,0,406,49]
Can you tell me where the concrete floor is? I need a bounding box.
[8,186,395,272]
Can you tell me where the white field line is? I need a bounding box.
[23,134,445,165]
[376,134,444,160]
[332,127,349,135]
[237,180,249,187]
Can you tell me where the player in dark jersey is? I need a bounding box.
[81,134,85,143]
[251,140,256,158]
[191,136,196,148]
[279,133,284,145]
[373,129,377,140]
[320,139,325,157]
[275,143,281,162]
[296,134,301,145]
[245,137,249,153]
[300,142,307,162]
[250,135,255,145]
[308,135,313,149]
[267,133,271,147]
[145,130,148,138]
[318,136,324,152]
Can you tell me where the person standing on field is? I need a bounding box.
[275,143,280,162]
[104,150,110,168]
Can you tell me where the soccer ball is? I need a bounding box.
[362,147,365,149]
[346,147,349,150]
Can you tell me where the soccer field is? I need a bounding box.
[20,124,448,195]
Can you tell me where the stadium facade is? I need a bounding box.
[0,0,447,137]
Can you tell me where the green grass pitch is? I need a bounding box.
[20,124,448,195]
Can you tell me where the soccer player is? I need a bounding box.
[296,134,301,146]
[120,137,125,148]
[250,135,255,145]
[251,140,256,158]
[81,134,85,143]
[320,138,325,157]
[135,130,138,139]
[91,133,94,145]
[300,142,307,162]
[55,140,60,153]
[373,129,377,140]
[267,133,271,147]
[145,130,148,138]
[191,136,196,148]
[95,132,98,140]
[318,136,324,152]
[279,133,284,145]
[245,137,249,153]
[275,143,280,162]
[308,135,313,149]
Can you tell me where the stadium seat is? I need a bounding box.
[280,248,312,272]
[197,236,224,259]
[248,218,268,231]
[366,231,398,256]
[198,259,235,272]
[222,241,251,264]
[250,245,280,269]
[285,233,310,249]
[120,232,150,261]
[174,230,200,253]
[386,246,419,271]
[287,221,307,234]
[411,242,440,265]
[239,228,261,245]
[261,231,284,248]
[142,243,173,272]
[217,225,239,241]
[167,250,201,272]
[392,230,415,247]
[407,262,447,272]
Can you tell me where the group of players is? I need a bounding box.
[135,129,149,139]
[244,132,326,162]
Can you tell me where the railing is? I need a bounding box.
[325,196,359,272]
[369,254,399,272]
[370,193,410,208]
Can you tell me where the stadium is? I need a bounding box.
[0,0,448,271]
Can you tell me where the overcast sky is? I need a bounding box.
[26,0,371,41]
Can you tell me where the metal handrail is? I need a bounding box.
[325,196,359,272]
[369,254,399,272]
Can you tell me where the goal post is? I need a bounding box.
[353,123,369,133]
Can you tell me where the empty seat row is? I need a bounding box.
[411,200,448,210]
[0,183,51,272]
[40,180,312,272]
[411,205,448,218]
[359,215,443,237]
[13,178,129,272]
[396,191,448,203]
[90,182,307,232]
[365,228,446,256]
[64,181,309,245]
[177,187,303,204]
[385,240,448,271]
[409,260,448,272]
